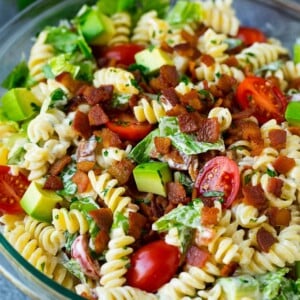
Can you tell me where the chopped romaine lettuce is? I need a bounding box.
[58,162,77,197]
[70,197,100,214]
[165,0,203,27]
[64,232,78,252]
[159,116,225,155]
[63,259,87,283]
[49,88,68,108]
[96,0,136,15]
[112,211,129,233]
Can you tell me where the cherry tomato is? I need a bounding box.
[195,156,240,208]
[126,240,180,293]
[0,166,29,214]
[236,26,267,46]
[236,76,288,124]
[106,113,152,141]
[103,44,144,66]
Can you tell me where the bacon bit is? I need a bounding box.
[217,74,237,93]
[167,182,188,205]
[72,110,92,139]
[268,129,286,150]
[162,87,180,107]
[220,262,238,277]
[49,155,72,176]
[107,158,135,185]
[178,112,201,133]
[166,104,187,117]
[200,54,215,67]
[94,128,122,148]
[181,30,199,47]
[150,195,169,220]
[150,65,179,91]
[77,161,95,173]
[179,89,203,110]
[128,212,147,240]
[197,117,220,143]
[272,155,296,174]
[188,60,197,80]
[76,140,97,171]
[89,208,113,232]
[195,227,216,246]
[242,184,267,212]
[80,85,114,105]
[288,126,300,136]
[266,207,291,227]
[165,149,185,165]
[289,77,300,90]
[72,170,90,193]
[94,230,110,254]
[88,104,109,126]
[267,177,283,197]
[67,95,87,111]
[201,206,219,226]
[128,94,139,109]
[231,107,256,120]
[223,56,239,68]
[173,43,200,59]
[43,175,63,190]
[256,227,278,252]
[186,246,210,268]
[154,136,172,155]
[160,41,174,53]
[55,72,84,94]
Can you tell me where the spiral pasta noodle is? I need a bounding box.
[52,208,89,234]
[28,30,54,82]
[208,107,232,132]
[96,146,128,169]
[109,12,132,46]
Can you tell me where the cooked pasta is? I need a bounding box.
[109,12,132,46]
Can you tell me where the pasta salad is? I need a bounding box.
[1,0,300,299]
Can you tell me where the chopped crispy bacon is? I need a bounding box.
[67,95,87,111]
[288,126,300,136]
[89,208,113,232]
[154,136,172,155]
[268,129,286,150]
[217,74,237,93]
[267,177,283,197]
[166,104,187,117]
[160,41,174,53]
[223,55,239,68]
[197,117,220,143]
[167,182,188,205]
[242,184,267,212]
[80,85,114,105]
[256,227,278,252]
[272,155,295,174]
[77,161,95,172]
[181,30,199,47]
[43,175,63,190]
[266,207,291,227]
[55,72,84,94]
[128,212,147,240]
[178,112,201,133]
[150,65,179,91]
[94,230,110,254]
[88,104,109,126]
[220,262,238,277]
[72,110,92,139]
[179,89,203,110]
[200,54,215,67]
[151,195,169,219]
[186,246,210,268]
[161,87,180,107]
[201,206,219,226]
[173,43,200,58]
[93,128,122,148]
[72,170,90,193]
[107,158,135,185]
[49,155,72,176]
[289,77,300,90]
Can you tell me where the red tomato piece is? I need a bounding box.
[0,166,29,214]
[237,26,267,46]
[103,44,144,66]
[106,113,152,141]
[126,240,180,293]
[195,156,240,208]
[236,76,288,124]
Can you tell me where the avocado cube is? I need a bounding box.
[133,162,172,197]
[0,88,40,121]
[135,47,174,74]
[285,102,300,126]
[78,7,115,45]
[218,275,260,300]
[20,181,62,223]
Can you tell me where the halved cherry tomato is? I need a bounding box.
[236,76,288,124]
[195,156,240,208]
[236,26,267,46]
[106,113,152,141]
[126,240,180,293]
[0,166,29,214]
[103,44,144,66]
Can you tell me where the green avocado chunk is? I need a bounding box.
[134,47,174,74]
[20,181,62,223]
[133,162,172,197]
[77,7,115,45]
[0,88,40,121]
[218,275,260,300]
[285,101,300,126]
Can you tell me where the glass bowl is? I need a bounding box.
[0,0,300,299]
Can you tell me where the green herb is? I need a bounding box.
[112,211,129,233]
[49,88,68,108]
[64,232,78,252]
[266,168,277,177]
[63,259,86,283]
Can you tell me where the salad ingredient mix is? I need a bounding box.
[1,0,300,299]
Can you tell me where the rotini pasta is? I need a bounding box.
[109,12,132,46]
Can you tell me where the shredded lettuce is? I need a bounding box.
[58,162,77,197]
[96,0,136,15]
[112,211,129,233]
[63,259,87,283]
